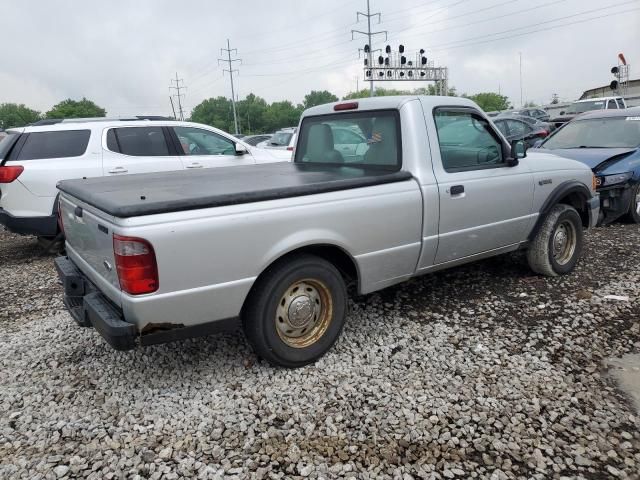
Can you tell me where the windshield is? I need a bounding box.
[566,101,605,114]
[270,132,293,146]
[542,116,640,149]
[0,133,19,160]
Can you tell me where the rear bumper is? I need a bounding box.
[0,208,58,236]
[55,256,239,351]
[55,256,137,350]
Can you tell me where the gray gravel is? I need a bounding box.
[1,224,639,479]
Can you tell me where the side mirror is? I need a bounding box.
[235,143,248,155]
[508,140,526,166]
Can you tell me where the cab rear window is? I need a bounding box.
[294,110,401,169]
[16,130,90,160]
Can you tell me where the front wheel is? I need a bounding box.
[625,184,640,224]
[242,254,347,368]
[527,204,584,276]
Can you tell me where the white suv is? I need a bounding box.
[0,118,283,240]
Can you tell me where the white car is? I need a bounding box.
[0,118,283,241]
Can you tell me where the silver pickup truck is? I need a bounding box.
[55,96,599,367]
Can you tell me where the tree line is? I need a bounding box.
[1,89,514,133]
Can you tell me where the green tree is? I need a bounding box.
[465,92,511,112]
[0,103,41,129]
[236,94,268,134]
[302,90,338,109]
[344,85,457,100]
[190,96,235,132]
[46,98,106,118]
[523,101,538,108]
[263,101,302,132]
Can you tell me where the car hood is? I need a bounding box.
[541,147,639,172]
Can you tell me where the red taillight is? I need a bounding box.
[286,146,294,151]
[0,165,24,183]
[538,130,548,137]
[113,234,158,295]
[334,102,359,111]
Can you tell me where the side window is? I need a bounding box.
[494,120,509,137]
[107,127,170,156]
[506,120,527,138]
[434,110,504,172]
[333,128,364,145]
[607,100,618,110]
[616,99,625,109]
[172,127,235,156]
[17,130,90,160]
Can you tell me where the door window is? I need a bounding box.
[607,100,618,110]
[616,98,625,109]
[172,127,236,156]
[494,120,509,137]
[506,119,530,138]
[17,130,90,160]
[434,110,504,171]
[106,127,170,156]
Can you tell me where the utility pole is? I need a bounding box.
[519,52,523,107]
[169,73,186,121]
[169,96,177,120]
[219,39,241,135]
[352,0,387,97]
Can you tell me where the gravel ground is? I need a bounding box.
[1,224,639,480]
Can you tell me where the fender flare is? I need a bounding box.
[528,180,591,241]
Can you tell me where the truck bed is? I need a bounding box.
[57,162,413,218]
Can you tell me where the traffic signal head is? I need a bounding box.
[610,80,619,90]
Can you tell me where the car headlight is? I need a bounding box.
[596,172,633,187]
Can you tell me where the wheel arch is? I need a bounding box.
[529,181,591,241]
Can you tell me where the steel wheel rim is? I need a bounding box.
[552,219,577,265]
[275,279,333,349]
[635,191,640,215]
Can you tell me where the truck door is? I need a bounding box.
[429,107,534,264]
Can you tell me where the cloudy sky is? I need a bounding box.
[2,0,638,117]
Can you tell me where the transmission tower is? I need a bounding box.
[169,73,186,121]
[218,39,241,134]
[352,0,387,97]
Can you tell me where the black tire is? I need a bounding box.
[242,254,347,368]
[527,204,583,277]
[625,184,640,224]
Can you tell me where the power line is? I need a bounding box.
[218,39,241,135]
[352,0,388,97]
[169,73,186,121]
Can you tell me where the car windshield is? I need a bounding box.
[0,132,19,159]
[566,101,605,114]
[542,116,640,149]
[270,132,293,146]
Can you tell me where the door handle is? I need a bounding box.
[108,167,128,174]
[186,163,203,169]
[449,185,465,195]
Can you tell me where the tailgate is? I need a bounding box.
[59,193,122,307]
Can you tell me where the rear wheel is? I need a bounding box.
[242,254,347,368]
[625,184,640,224]
[527,204,583,276]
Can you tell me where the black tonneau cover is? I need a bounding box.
[57,162,413,218]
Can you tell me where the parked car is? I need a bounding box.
[509,108,550,123]
[261,128,296,150]
[496,113,553,133]
[550,97,627,129]
[55,96,597,367]
[493,117,549,148]
[534,107,640,225]
[0,118,283,242]
[243,134,272,146]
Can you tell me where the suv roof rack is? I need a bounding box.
[29,116,175,126]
